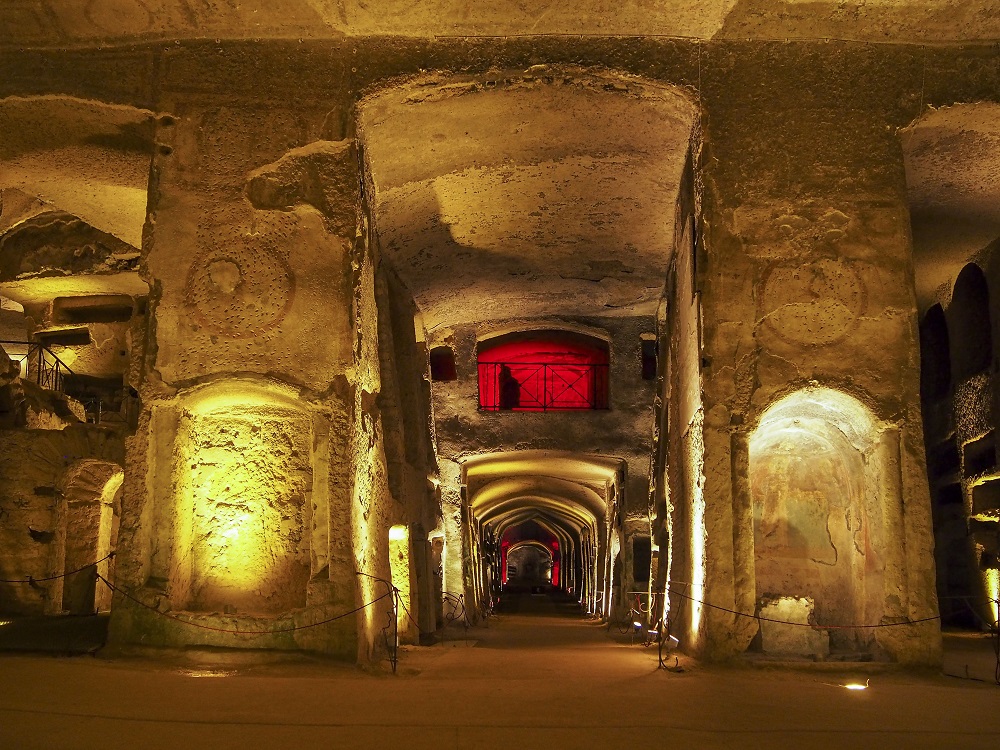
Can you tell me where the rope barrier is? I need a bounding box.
[0,552,116,584]
[96,574,390,636]
[666,585,941,630]
[355,571,402,673]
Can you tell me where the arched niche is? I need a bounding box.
[506,541,554,585]
[501,521,561,587]
[949,263,992,382]
[748,387,888,654]
[60,459,123,615]
[920,304,951,401]
[170,381,313,615]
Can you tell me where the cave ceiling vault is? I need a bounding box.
[358,74,698,332]
[1,0,996,46]
[464,452,621,547]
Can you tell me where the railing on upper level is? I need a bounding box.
[1,340,137,427]
[478,361,609,411]
[0,340,74,393]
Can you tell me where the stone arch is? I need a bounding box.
[0,95,159,249]
[506,539,554,584]
[59,459,124,614]
[463,450,621,617]
[920,304,951,401]
[748,386,890,656]
[949,263,992,382]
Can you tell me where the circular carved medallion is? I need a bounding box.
[760,257,866,347]
[184,239,295,337]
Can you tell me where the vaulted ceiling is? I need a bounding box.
[901,103,1000,312]
[1,0,996,47]
[359,72,696,331]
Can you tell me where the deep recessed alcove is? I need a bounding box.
[170,384,312,616]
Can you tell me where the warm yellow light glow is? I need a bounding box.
[0,621,12,627]
[48,348,78,368]
[690,478,705,639]
[95,471,124,613]
[751,386,879,457]
[843,679,870,691]
[986,569,999,626]
[175,388,312,613]
[388,525,412,637]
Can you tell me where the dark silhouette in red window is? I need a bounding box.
[478,332,609,411]
[498,365,521,409]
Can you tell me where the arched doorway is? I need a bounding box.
[60,460,124,615]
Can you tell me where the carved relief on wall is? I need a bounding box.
[759,256,867,347]
[184,224,295,338]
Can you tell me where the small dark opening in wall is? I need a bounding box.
[950,263,992,381]
[53,295,134,324]
[641,339,657,380]
[429,346,457,381]
[929,440,961,477]
[35,327,91,347]
[936,482,964,506]
[632,535,652,584]
[963,431,996,477]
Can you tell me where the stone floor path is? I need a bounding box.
[1,592,998,749]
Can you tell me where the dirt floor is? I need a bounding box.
[0,592,998,749]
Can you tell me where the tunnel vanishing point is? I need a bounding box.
[1,0,999,667]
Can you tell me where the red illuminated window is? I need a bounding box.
[477,332,609,411]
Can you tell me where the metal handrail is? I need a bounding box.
[0,340,75,393]
[478,360,609,411]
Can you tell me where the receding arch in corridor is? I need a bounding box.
[356,68,698,638]
[461,450,624,620]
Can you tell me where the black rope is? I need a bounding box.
[355,571,400,672]
[666,585,941,630]
[97,574,389,636]
[936,593,1000,686]
[0,552,115,584]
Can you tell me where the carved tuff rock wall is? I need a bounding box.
[2,35,996,663]
[920,256,1000,631]
[0,429,123,615]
